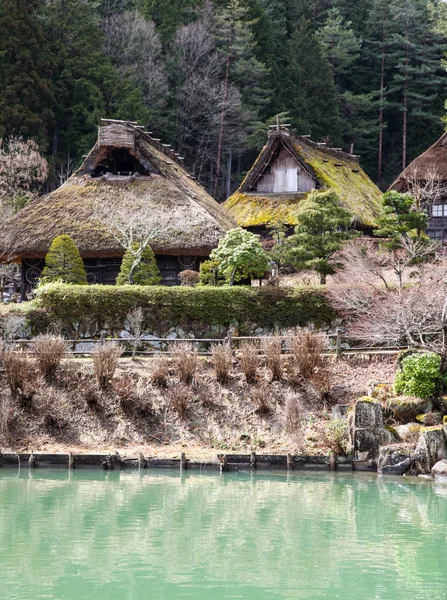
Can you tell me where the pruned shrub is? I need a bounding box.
[178,270,200,286]
[211,343,232,384]
[3,349,36,407]
[32,334,69,382]
[290,329,326,379]
[240,342,259,384]
[251,383,270,415]
[167,384,191,418]
[262,336,283,381]
[171,342,199,385]
[92,342,122,389]
[394,352,442,399]
[150,354,170,388]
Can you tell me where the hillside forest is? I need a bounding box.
[1,0,447,200]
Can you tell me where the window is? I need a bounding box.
[432,204,447,217]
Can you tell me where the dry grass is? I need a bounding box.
[150,354,170,388]
[32,334,69,382]
[167,384,191,418]
[171,342,199,385]
[240,342,259,384]
[262,337,283,381]
[3,349,36,406]
[211,343,232,384]
[317,419,349,455]
[0,395,14,441]
[0,339,4,367]
[92,342,122,389]
[290,329,327,378]
[251,382,271,415]
[284,392,303,434]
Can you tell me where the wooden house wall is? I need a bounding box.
[256,147,316,194]
[98,124,136,149]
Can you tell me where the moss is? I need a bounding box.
[421,425,444,432]
[443,416,447,425]
[357,396,379,404]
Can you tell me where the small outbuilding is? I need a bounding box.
[389,131,447,242]
[0,120,236,295]
[224,126,382,235]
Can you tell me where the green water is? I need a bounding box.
[0,469,446,600]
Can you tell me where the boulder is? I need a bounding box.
[389,397,433,423]
[378,445,414,475]
[332,405,350,420]
[415,412,443,426]
[431,459,447,482]
[351,398,395,466]
[395,423,422,442]
[414,426,447,474]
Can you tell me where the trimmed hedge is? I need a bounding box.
[30,283,336,335]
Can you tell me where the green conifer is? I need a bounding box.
[116,243,161,285]
[42,235,87,285]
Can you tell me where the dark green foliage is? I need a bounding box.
[41,235,87,285]
[376,191,428,242]
[116,243,161,285]
[33,283,336,334]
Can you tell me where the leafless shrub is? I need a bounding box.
[92,342,122,389]
[284,392,303,435]
[251,382,271,415]
[0,338,4,367]
[113,374,134,405]
[262,336,283,381]
[167,384,191,418]
[309,368,333,409]
[210,343,232,383]
[35,386,70,432]
[124,307,145,360]
[32,334,69,382]
[318,419,349,455]
[240,342,259,384]
[150,354,170,388]
[81,380,100,410]
[178,270,200,286]
[3,349,36,407]
[0,395,14,441]
[290,329,326,379]
[171,342,199,385]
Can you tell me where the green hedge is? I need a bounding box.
[29,283,336,335]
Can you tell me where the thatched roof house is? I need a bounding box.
[1,120,236,291]
[224,127,382,234]
[389,131,447,242]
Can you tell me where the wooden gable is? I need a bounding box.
[254,146,316,194]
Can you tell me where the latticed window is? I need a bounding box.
[432,204,447,217]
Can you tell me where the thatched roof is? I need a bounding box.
[390,131,447,192]
[224,129,382,228]
[1,121,236,258]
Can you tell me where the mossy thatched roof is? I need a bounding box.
[224,129,382,228]
[390,131,447,192]
[1,122,236,258]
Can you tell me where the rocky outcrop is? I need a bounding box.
[432,459,447,482]
[350,398,395,468]
[378,445,414,475]
[389,397,433,423]
[395,423,422,442]
[414,426,447,474]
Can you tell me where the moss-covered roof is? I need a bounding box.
[1,122,236,258]
[224,130,382,228]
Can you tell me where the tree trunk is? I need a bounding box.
[229,267,237,286]
[319,272,327,285]
[214,44,231,198]
[378,47,386,187]
[225,151,232,199]
[402,43,409,170]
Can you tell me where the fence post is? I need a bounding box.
[335,328,342,359]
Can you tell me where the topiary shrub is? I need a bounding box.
[116,243,160,285]
[394,352,442,399]
[41,235,87,285]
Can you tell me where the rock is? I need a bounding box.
[378,445,414,475]
[141,334,161,350]
[332,405,350,420]
[414,426,447,474]
[439,396,447,415]
[253,328,264,337]
[415,412,443,426]
[119,330,132,339]
[389,397,433,423]
[395,423,422,441]
[74,342,95,353]
[431,459,447,482]
[351,398,395,465]
[166,331,178,340]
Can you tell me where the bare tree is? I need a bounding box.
[400,165,447,211]
[57,152,76,186]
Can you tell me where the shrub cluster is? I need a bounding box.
[31,283,336,335]
[394,352,442,399]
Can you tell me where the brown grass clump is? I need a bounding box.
[262,336,283,381]
[0,395,14,441]
[32,334,69,382]
[210,343,232,384]
[167,384,191,418]
[290,329,326,379]
[171,342,199,385]
[240,342,259,384]
[92,342,122,389]
[3,349,36,407]
[251,382,271,415]
[318,419,349,455]
[0,339,4,367]
[284,392,303,434]
[150,354,170,388]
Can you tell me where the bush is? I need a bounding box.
[211,343,232,383]
[178,270,200,286]
[290,329,327,379]
[240,342,259,384]
[116,243,161,285]
[251,383,270,414]
[32,334,69,382]
[167,385,190,418]
[394,352,442,399]
[262,336,283,381]
[150,354,170,388]
[3,350,36,406]
[33,283,336,335]
[320,419,349,455]
[92,342,122,389]
[171,342,199,385]
[41,234,87,285]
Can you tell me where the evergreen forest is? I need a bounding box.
[2,0,447,198]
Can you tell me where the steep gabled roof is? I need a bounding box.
[1,121,236,258]
[390,131,447,192]
[224,129,382,228]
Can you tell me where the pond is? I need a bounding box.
[0,469,446,600]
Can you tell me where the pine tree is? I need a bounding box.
[116,243,161,285]
[0,0,54,149]
[42,235,87,285]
